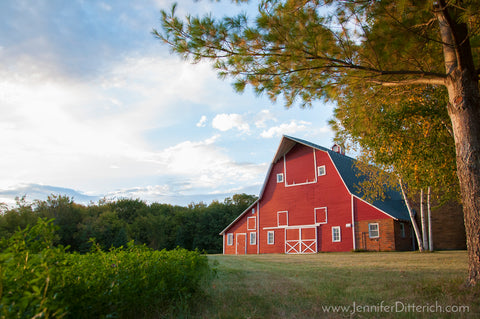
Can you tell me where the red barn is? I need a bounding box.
[220,135,414,254]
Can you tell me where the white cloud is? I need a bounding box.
[148,136,266,193]
[196,115,207,127]
[254,109,277,128]
[260,120,312,138]
[212,113,250,133]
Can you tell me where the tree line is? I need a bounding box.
[0,193,257,253]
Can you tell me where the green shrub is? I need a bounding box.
[58,244,212,318]
[0,218,67,318]
[0,218,213,319]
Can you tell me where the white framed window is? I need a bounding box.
[332,226,341,242]
[369,223,379,238]
[252,208,255,214]
[315,207,327,224]
[277,173,284,183]
[277,211,288,227]
[227,233,233,246]
[247,216,256,230]
[318,165,326,176]
[267,231,275,245]
[400,223,405,238]
[250,232,257,245]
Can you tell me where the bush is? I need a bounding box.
[58,244,212,318]
[0,218,213,319]
[0,218,67,318]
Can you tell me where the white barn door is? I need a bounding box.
[285,227,317,254]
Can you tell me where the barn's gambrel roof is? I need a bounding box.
[220,135,410,235]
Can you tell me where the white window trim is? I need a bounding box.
[277,173,284,183]
[318,165,326,176]
[277,211,288,227]
[247,216,257,230]
[314,207,328,224]
[227,233,233,246]
[250,232,257,245]
[267,231,275,245]
[369,223,380,238]
[332,226,341,242]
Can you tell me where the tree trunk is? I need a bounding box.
[436,2,480,287]
[427,186,433,251]
[420,189,428,251]
[399,179,424,252]
[445,70,480,287]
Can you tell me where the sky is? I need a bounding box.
[0,0,336,207]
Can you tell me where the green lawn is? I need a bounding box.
[191,251,479,318]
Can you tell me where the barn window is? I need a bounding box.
[315,207,327,224]
[267,231,275,245]
[277,211,288,227]
[332,226,341,242]
[247,217,256,230]
[318,165,326,176]
[400,223,406,238]
[227,233,233,246]
[369,223,379,238]
[250,232,256,245]
[277,173,284,183]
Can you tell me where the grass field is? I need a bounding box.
[191,251,479,318]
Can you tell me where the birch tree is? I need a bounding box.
[155,0,480,286]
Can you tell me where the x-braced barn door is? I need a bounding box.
[285,227,317,254]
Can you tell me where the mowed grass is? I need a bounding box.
[190,251,479,319]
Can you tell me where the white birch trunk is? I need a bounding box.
[427,186,433,251]
[399,179,424,252]
[420,189,428,251]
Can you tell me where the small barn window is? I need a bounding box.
[227,233,233,246]
[250,232,256,245]
[332,226,341,242]
[277,173,284,183]
[315,207,327,224]
[267,231,275,245]
[247,216,256,230]
[277,211,288,227]
[369,223,379,238]
[318,165,326,176]
[252,208,255,214]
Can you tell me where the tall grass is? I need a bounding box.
[195,252,478,318]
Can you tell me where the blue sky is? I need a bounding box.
[0,0,336,206]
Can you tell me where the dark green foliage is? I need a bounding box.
[0,219,213,319]
[0,193,257,254]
